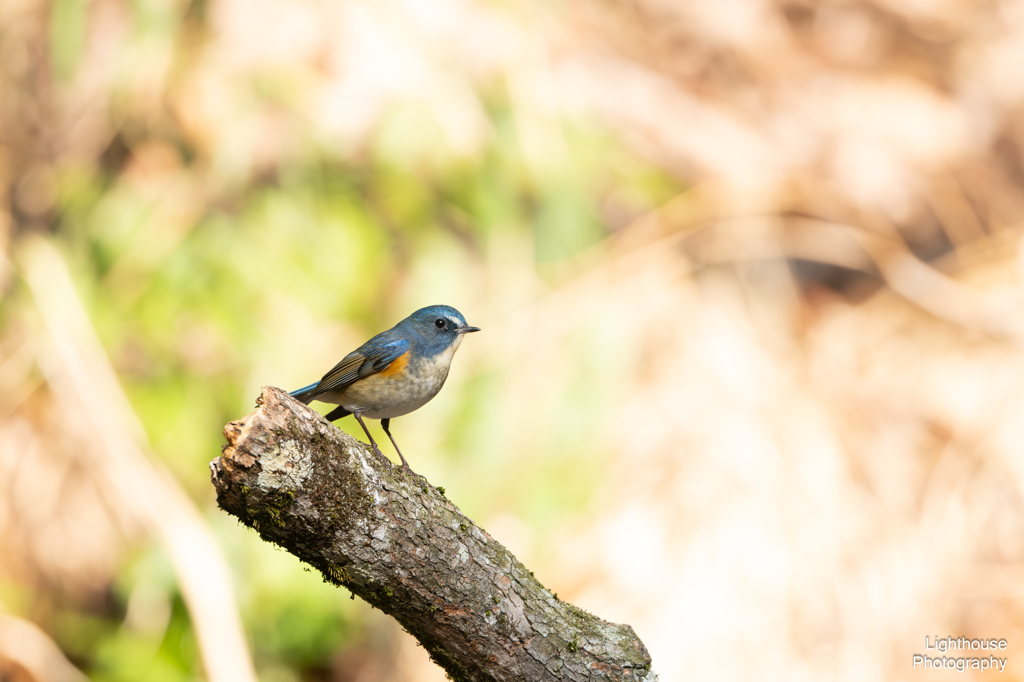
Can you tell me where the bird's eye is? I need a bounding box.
[435,318,446,329]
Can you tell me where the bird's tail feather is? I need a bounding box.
[289,382,319,404]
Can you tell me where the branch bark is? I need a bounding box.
[210,386,657,682]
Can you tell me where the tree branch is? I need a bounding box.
[210,386,657,682]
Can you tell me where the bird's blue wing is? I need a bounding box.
[292,337,410,403]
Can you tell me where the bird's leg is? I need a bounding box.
[353,411,390,465]
[380,418,414,473]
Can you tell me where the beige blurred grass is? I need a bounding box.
[547,219,1024,682]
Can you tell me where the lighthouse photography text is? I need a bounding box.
[914,637,1009,672]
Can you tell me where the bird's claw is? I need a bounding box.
[402,463,428,485]
[370,444,392,466]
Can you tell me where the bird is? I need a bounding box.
[289,305,480,472]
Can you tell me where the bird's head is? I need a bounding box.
[406,305,480,349]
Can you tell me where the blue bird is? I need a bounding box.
[290,305,480,472]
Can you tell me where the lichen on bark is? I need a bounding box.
[210,386,657,682]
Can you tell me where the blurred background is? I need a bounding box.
[3,0,1024,680]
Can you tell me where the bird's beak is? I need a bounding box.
[456,326,481,334]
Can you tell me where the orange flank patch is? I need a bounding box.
[378,351,410,377]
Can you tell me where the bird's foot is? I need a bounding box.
[369,443,393,466]
[401,461,429,485]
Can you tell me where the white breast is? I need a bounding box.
[336,335,464,419]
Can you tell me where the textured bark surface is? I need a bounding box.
[210,386,656,682]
